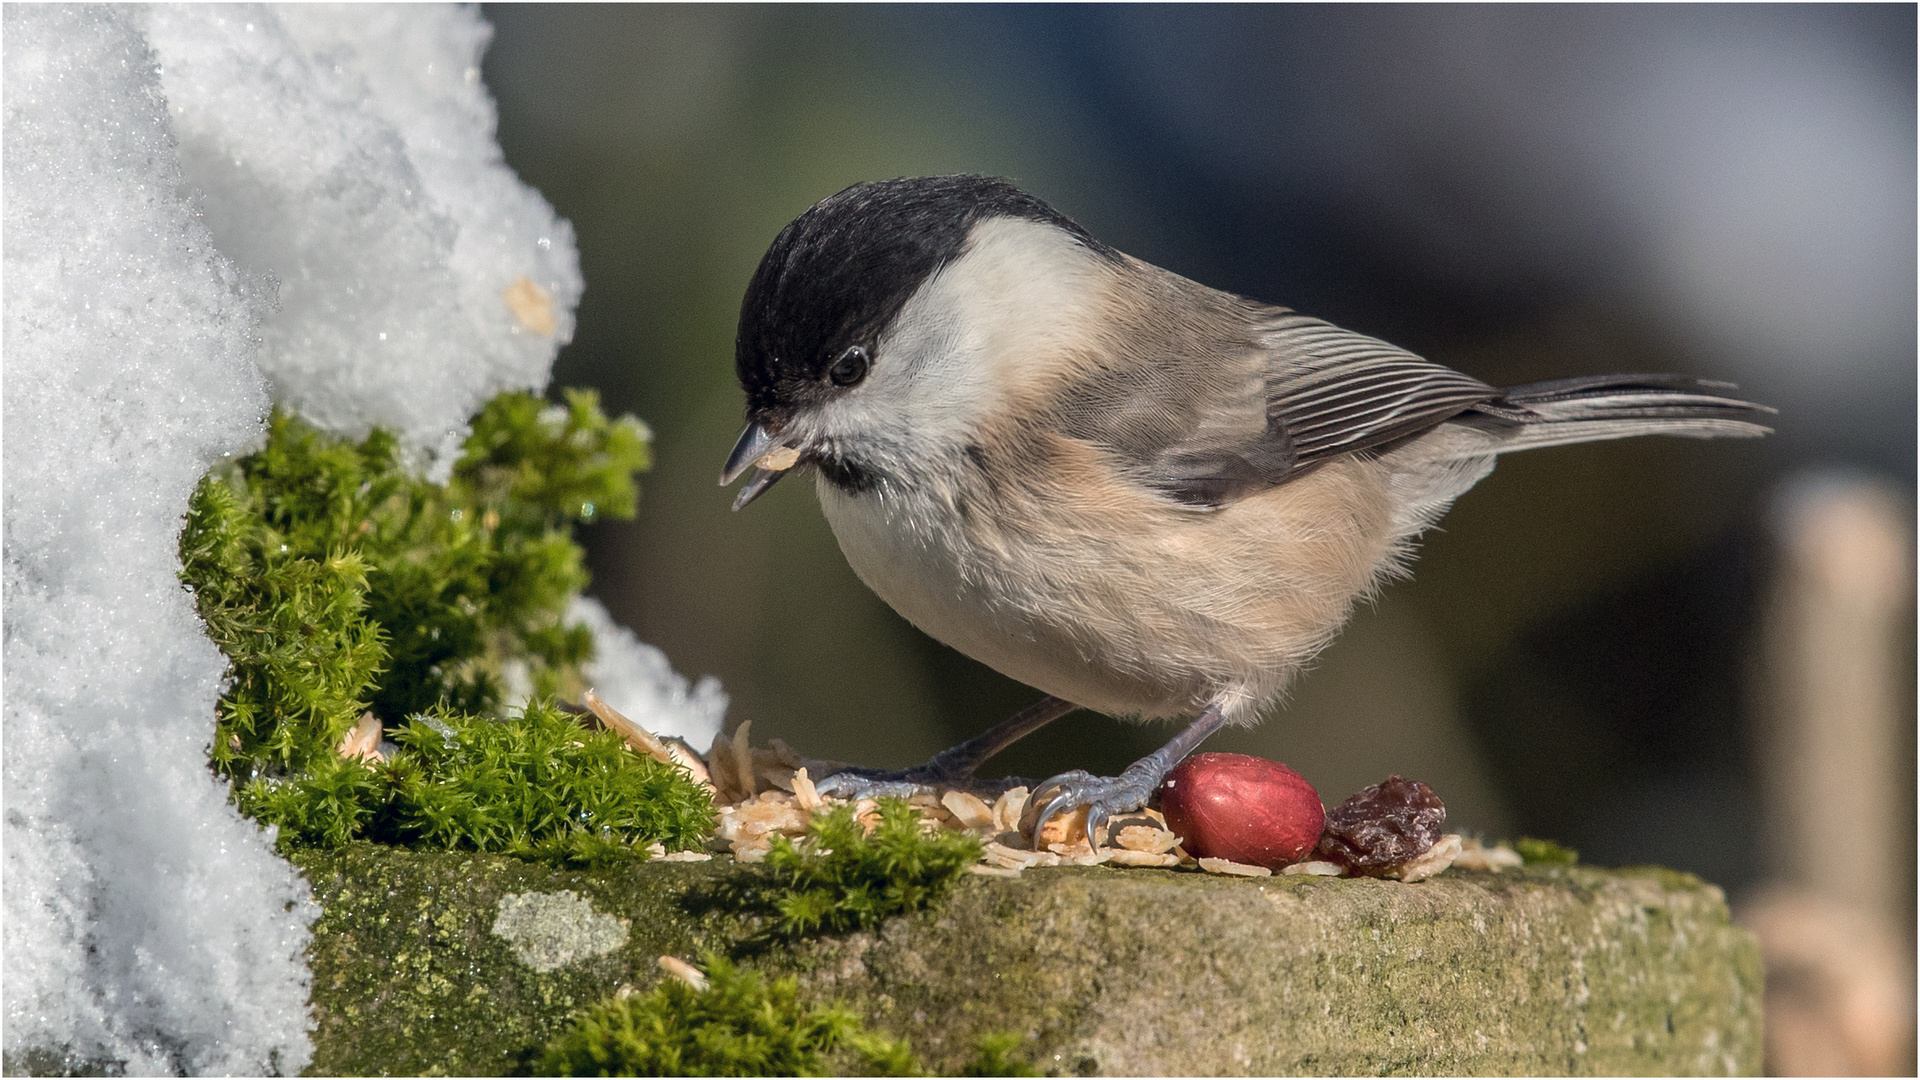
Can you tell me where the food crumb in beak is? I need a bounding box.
[758,445,801,472]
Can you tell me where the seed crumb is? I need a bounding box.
[1198,857,1273,878]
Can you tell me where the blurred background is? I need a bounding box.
[478,7,1913,1071]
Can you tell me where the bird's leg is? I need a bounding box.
[1028,700,1228,850]
[812,694,1078,799]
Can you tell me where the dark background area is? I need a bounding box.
[478,4,1914,906]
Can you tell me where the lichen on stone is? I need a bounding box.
[493,890,631,973]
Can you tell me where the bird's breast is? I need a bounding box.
[812,443,1402,723]
[814,464,1173,716]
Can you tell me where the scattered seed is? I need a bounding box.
[992,787,1030,833]
[1385,833,1462,883]
[967,864,1023,879]
[1451,837,1523,872]
[1035,805,1092,850]
[792,767,822,813]
[941,790,995,830]
[730,721,757,801]
[1108,849,1180,868]
[1281,860,1346,877]
[1198,857,1273,878]
[1114,824,1180,854]
[657,955,707,990]
[336,710,384,763]
[767,739,805,769]
[984,841,1049,869]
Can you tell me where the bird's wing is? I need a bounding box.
[1258,310,1501,469]
[1049,301,1501,508]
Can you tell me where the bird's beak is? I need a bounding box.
[719,422,802,511]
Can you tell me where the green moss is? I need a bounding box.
[535,955,913,1077]
[762,799,981,936]
[533,954,1037,1078]
[179,467,386,775]
[241,701,712,856]
[454,386,650,533]
[181,389,704,859]
[238,752,389,850]
[958,1033,1040,1077]
[1514,836,1580,865]
[384,703,711,855]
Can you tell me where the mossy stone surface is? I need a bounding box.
[293,846,1761,1076]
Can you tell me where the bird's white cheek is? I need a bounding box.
[819,216,1114,456]
[809,361,995,462]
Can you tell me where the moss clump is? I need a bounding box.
[533,953,1039,1078]
[179,467,387,777]
[1514,837,1580,865]
[958,1033,1041,1077]
[763,799,981,936]
[239,701,711,856]
[182,389,706,857]
[183,388,648,772]
[535,955,914,1077]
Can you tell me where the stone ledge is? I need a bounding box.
[293,846,1761,1076]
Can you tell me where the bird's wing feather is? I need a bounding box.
[1260,311,1500,467]
[1048,298,1499,508]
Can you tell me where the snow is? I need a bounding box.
[142,3,583,474]
[3,7,306,1073]
[571,597,728,753]
[500,597,727,753]
[3,5,710,1071]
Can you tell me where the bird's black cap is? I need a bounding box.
[734,175,1110,424]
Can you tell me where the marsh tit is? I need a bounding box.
[721,175,1772,846]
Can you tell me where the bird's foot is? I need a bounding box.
[1026,764,1164,851]
[813,695,1077,802]
[1025,700,1230,848]
[811,763,1035,801]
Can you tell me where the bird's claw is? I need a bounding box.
[1028,767,1157,849]
[810,768,936,800]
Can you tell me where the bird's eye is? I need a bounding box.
[828,345,869,387]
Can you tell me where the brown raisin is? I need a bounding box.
[1315,775,1446,874]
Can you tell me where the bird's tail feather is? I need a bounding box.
[1471,373,1774,453]
[1382,374,1771,543]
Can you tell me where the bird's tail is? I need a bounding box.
[1381,374,1771,543]
[1472,373,1774,453]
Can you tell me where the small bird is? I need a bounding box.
[721,175,1771,845]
